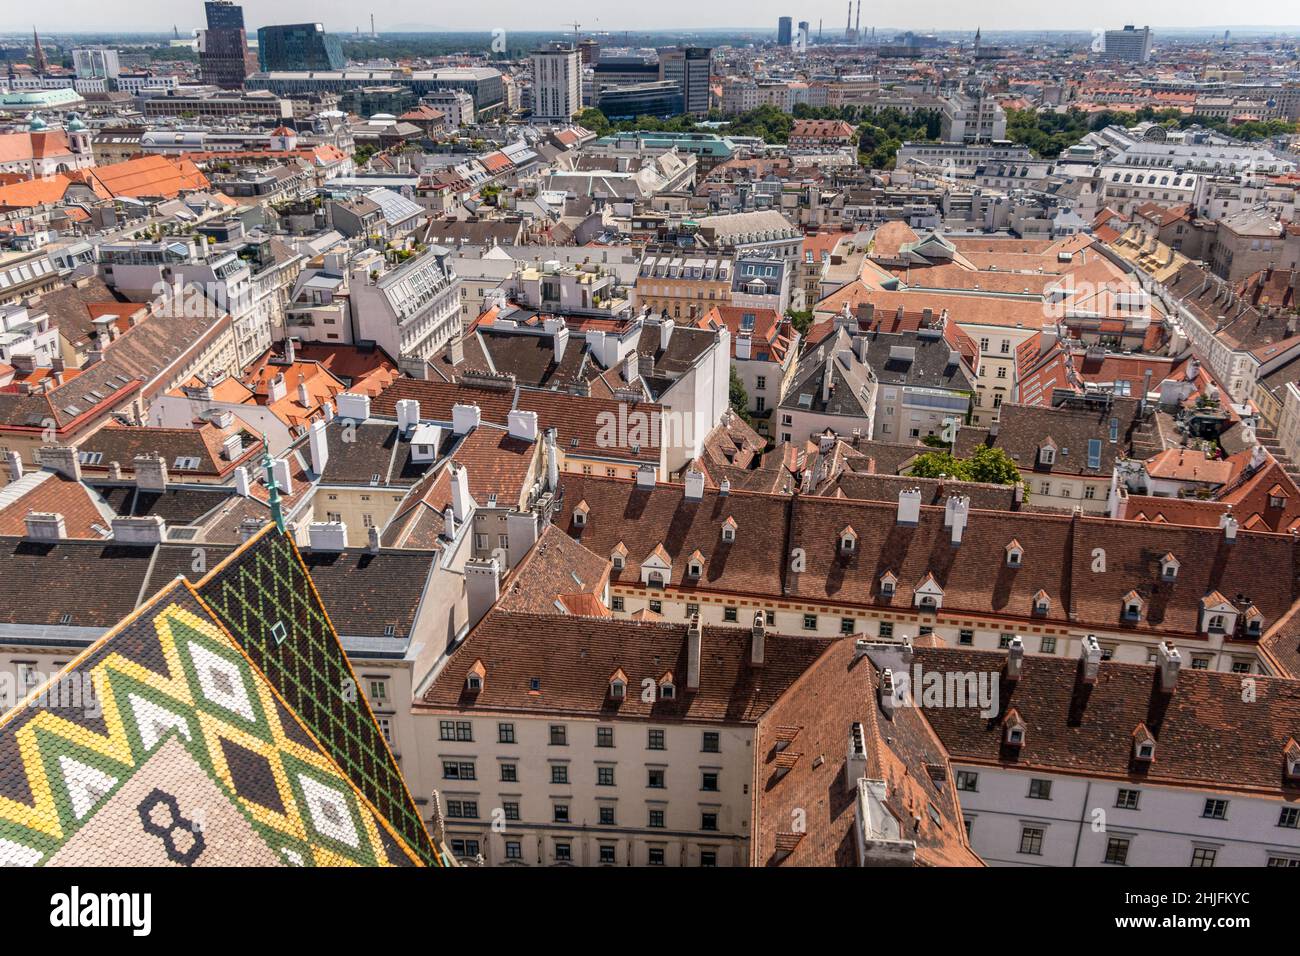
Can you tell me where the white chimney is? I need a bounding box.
[452,403,481,436]
[450,463,474,521]
[308,419,330,475]
[660,318,674,351]
[396,398,420,433]
[751,611,765,666]
[736,333,752,360]
[465,557,501,630]
[947,495,970,545]
[545,428,559,491]
[266,373,288,405]
[684,468,705,501]
[6,450,22,482]
[272,458,293,496]
[879,669,897,719]
[1080,635,1102,684]
[623,351,639,384]
[307,521,348,552]
[897,488,921,526]
[442,505,457,540]
[133,454,168,492]
[553,326,570,364]
[1006,636,1024,680]
[24,511,66,541]
[1220,511,1239,542]
[111,515,167,544]
[846,722,867,790]
[1157,641,1182,692]
[335,392,371,421]
[686,613,702,690]
[507,409,539,442]
[39,445,81,481]
[234,465,251,497]
[635,464,656,489]
[297,379,311,408]
[221,433,244,461]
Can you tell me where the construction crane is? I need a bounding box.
[565,21,581,48]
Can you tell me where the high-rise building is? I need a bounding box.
[659,47,712,117]
[257,23,346,72]
[73,47,121,80]
[199,0,257,89]
[778,17,793,46]
[1102,25,1153,64]
[797,21,810,47]
[531,43,582,123]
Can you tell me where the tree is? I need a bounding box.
[728,367,753,426]
[786,309,814,336]
[961,446,1022,486]
[575,107,611,137]
[908,451,963,479]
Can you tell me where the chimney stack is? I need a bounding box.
[897,488,921,526]
[452,403,482,436]
[24,511,66,541]
[37,445,80,481]
[1006,636,1024,680]
[308,419,330,475]
[465,557,501,631]
[1080,635,1102,684]
[395,398,420,433]
[111,515,167,545]
[133,454,169,492]
[751,611,766,666]
[6,450,22,483]
[684,469,705,501]
[1219,511,1238,542]
[442,505,457,540]
[1157,641,1182,692]
[507,409,539,442]
[545,428,559,491]
[450,462,474,521]
[307,521,348,551]
[945,494,970,545]
[879,668,897,719]
[687,613,702,690]
[234,465,251,497]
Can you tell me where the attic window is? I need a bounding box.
[1006,726,1025,747]
[467,674,483,692]
[173,456,201,470]
[1124,597,1142,621]
[688,560,702,577]
[1160,555,1179,581]
[721,519,737,543]
[1032,592,1050,615]
[611,553,625,570]
[880,573,897,597]
[1006,543,1023,568]
[383,623,397,637]
[1247,615,1263,637]
[610,679,626,699]
[660,681,675,700]
[1039,445,1056,466]
[573,510,587,527]
[1135,740,1155,762]
[839,527,857,554]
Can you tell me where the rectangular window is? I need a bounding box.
[841,617,855,634]
[1018,826,1044,856]
[442,761,475,781]
[1190,847,1216,868]
[1040,636,1057,654]
[701,811,719,831]
[503,802,520,821]
[498,722,515,744]
[701,771,719,791]
[1028,779,1052,800]
[1116,789,1140,810]
[648,729,665,750]
[702,732,720,753]
[597,766,615,786]
[647,847,665,865]
[879,621,894,638]
[553,804,570,824]
[611,596,625,612]
[648,809,665,828]
[959,630,974,646]
[956,771,979,792]
[1203,799,1229,820]
[599,845,616,864]
[1279,807,1300,828]
[554,842,572,862]
[505,840,522,860]
[549,725,567,746]
[803,614,817,630]
[1103,837,1130,865]
[723,606,738,622]
[599,805,616,825]
[648,768,666,788]
[596,726,614,748]
[550,765,569,785]
[500,763,518,783]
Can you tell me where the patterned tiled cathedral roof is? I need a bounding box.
[0,526,443,867]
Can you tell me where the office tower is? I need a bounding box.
[531,43,582,123]
[1101,25,1153,64]
[73,47,121,80]
[199,0,257,89]
[778,17,793,46]
[257,23,346,72]
[659,46,712,117]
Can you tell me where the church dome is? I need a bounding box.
[28,113,47,132]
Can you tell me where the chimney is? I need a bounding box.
[297,377,311,408]
[896,488,921,526]
[507,409,539,442]
[1006,636,1024,681]
[234,465,251,497]
[684,468,705,501]
[266,373,288,405]
[442,505,457,540]
[465,557,501,630]
[24,511,66,541]
[686,612,702,690]
[553,326,570,365]
[308,419,330,475]
[719,478,731,496]
[6,450,22,483]
[635,464,656,489]
[946,494,970,545]
[452,403,481,436]
[307,521,348,552]
[821,358,833,405]
[545,428,559,491]
[451,463,474,521]
[660,318,674,351]
[879,668,897,719]
[855,334,869,364]
[736,333,752,360]
[111,515,167,545]
[1080,635,1102,684]
[272,458,293,496]
[133,454,168,492]
[448,336,465,366]
[335,392,371,421]
[751,611,766,666]
[1157,641,1182,692]
[1219,511,1238,542]
[396,398,421,433]
[283,336,297,365]
[623,351,640,385]
[367,525,381,554]
[846,721,867,790]
[38,445,80,481]
[221,432,243,461]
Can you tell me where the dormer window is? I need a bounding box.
[1133,724,1156,762]
[721,517,737,543]
[839,525,857,554]
[1123,591,1143,621]
[1160,553,1179,581]
[660,681,675,700]
[1005,540,1023,568]
[1136,740,1155,761]
[1032,590,1050,615]
[1039,442,1057,466]
[573,501,589,527]
[879,572,898,597]
[609,669,627,700]
[466,659,485,694]
[1245,606,1263,637]
[688,560,702,577]
[612,554,625,570]
[1004,710,1026,748]
[1286,740,1300,781]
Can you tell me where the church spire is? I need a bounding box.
[261,434,285,533]
[32,27,47,74]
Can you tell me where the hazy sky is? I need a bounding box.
[3,1,1297,35]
